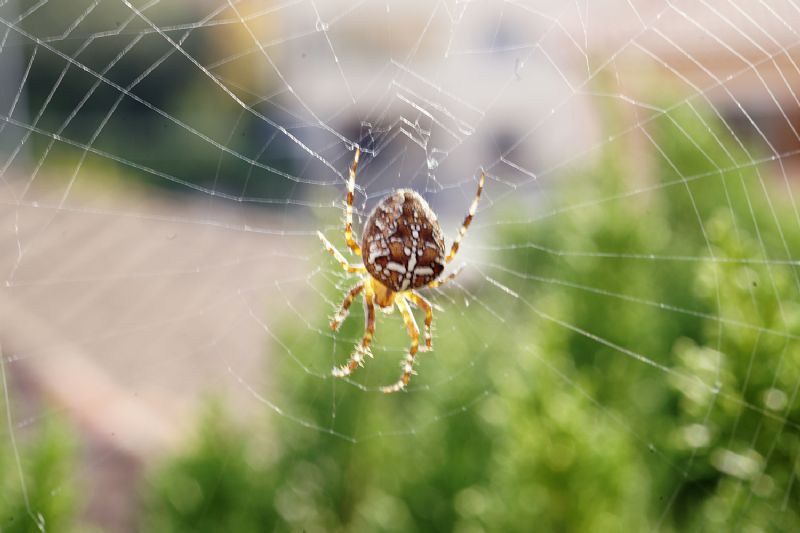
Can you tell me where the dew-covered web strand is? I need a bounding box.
[10,0,184,279]
[308,0,356,104]
[444,1,800,518]
[122,1,800,432]
[51,1,309,45]
[474,260,799,343]
[474,241,800,266]
[0,45,332,289]
[483,28,800,219]
[0,2,780,392]
[469,268,800,518]
[0,11,335,188]
[474,5,800,203]
[650,3,800,512]
[119,0,351,172]
[669,2,800,293]
[480,275,800,434]
[0,0,383,253]
[3,0,164,281]
[1,0,344,281]
[235,270,497,435]
[0,28,32,141]
[466,28,791,448]
[1,1,800,527]
[476,6,791,514]
[742,345,800,512]
[121,2,800,501]
[388,1,577,187]
[479,4,668,179]
[1,342,44,531]
[456,0,732,419]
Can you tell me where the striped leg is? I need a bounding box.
[330,282,364,331]
[333,291,375,378]
[445,171,485,263]
[317,231,366,273]
[382,296,420,393]
[344,147,362,256]
[426,265,463,289]
[409,292,433,351]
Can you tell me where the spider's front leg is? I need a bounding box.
[445,170,485,263]
[381,296,420,393]
[344,147,362,256]
[330,281,364,331]
[332,291,376,378]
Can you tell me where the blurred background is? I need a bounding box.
[2,0,800,531]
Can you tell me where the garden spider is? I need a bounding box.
[317,147,484,393]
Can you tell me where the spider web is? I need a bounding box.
[1,0,800,529]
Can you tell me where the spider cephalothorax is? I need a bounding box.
[317,147,484,393]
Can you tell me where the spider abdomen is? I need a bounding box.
[361,189,446,292]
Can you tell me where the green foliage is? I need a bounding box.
[144,100,800,531]
[0,403,77,532]
[142,403,281,532]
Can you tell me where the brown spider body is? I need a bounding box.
[318,147,484,392]
[361,189,446,296]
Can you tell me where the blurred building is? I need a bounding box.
[274,0,800,186]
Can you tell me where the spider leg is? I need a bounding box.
[332,290,376,378]
[330,281,365,331]
[317,231,366,273]
[408,291,433,351]
[445,171,485,263]
[381,296,420,393]
[344,147,362,256]
[426,265,463,289]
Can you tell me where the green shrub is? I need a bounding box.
[0,397,77,533]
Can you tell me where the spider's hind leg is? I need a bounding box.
[381,295,420,393]
[332,290,376,378]
[330,281,364,331]
[408,291,433,351]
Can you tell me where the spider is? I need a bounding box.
[317,147,484,393]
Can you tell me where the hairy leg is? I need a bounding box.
[408,291,433,351]
[344,147,362,255]
[426,265,463,289]
[318,231,366,273]
[332,290,376,378]
[330,281,365,330]
[382,296,420,393]
[445,171,485,263]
